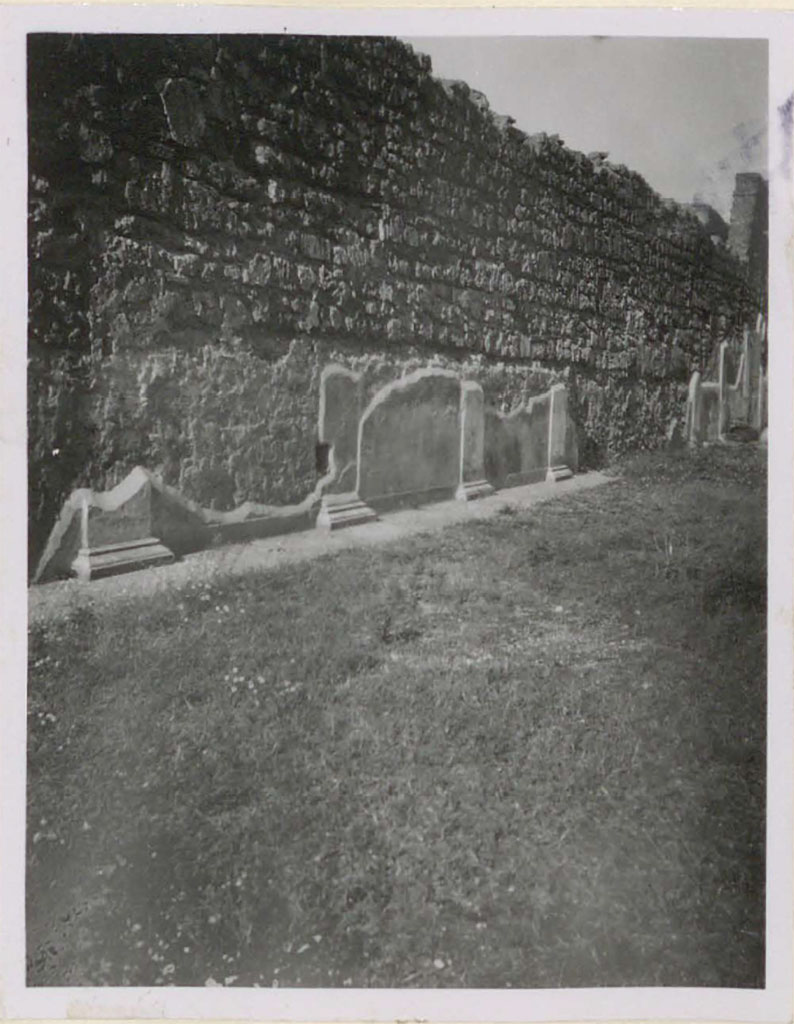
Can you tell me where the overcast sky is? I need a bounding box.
[404,37,768,220]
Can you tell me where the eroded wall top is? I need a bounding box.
[28,33,758,374]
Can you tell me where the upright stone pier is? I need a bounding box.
[456,381,494,501]
[546,384,575,482]
[717,342,729,440]
[685,370,703,445]
[315,364,377,531]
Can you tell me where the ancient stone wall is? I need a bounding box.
[28,33,760,568]
[727,172,768,315]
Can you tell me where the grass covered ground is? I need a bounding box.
[26,446,766,989]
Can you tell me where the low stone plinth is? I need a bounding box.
[545,464,574,483]
[456,479,495,501]
[73,537,175,582]
[316,492,377,531]
[34,467,319,584]
[69,480,177,582]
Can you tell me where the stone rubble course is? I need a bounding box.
[27,34,764,570]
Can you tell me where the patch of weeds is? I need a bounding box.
[701,567,766,616]
[29,603,99,665]
[337,646,382,679]
[378,610,422,645]
[651,529,698,581]
[520,537,557,568]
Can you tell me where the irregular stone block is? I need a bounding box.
[160,78,206,147]
[77,125,113,164]
[357,368,462,511]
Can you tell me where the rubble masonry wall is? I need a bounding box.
[27,34,759,566]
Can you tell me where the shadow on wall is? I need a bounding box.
[33,366,579,584]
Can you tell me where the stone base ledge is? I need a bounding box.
[503,469,547,489]
[367,485,457,514]
[546,464,574,483]
[72,537,175,582]
[316,493,378,531]
[455,479,495,501]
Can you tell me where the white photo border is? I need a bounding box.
[1,5,791,1021]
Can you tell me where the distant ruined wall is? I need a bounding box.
[28,34,761,567]
[727,172,768,316]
